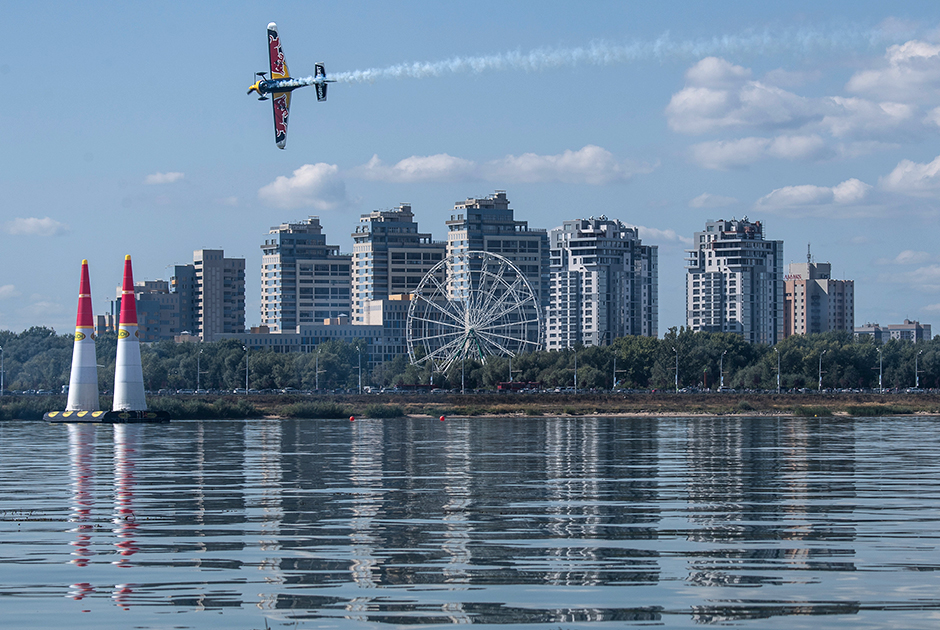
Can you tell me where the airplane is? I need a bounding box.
[247,22,334,149]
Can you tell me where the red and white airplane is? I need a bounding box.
[247,22,334,149]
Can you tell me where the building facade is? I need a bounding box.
[783,256,854,337]
[194,249,245,340]
[261,217,352,332]
[855,320,932,343]
[169,249,246,341]
[445,190,549,327]
[686,218,783,344]
[351,204,446,323]
[547,217,657,349]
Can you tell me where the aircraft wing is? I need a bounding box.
[272,92,291,149]
[267,22,290,79]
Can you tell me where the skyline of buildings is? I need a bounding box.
[89,190,931,366]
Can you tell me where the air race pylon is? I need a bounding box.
[113,255,148,412]
[65,260,99,411]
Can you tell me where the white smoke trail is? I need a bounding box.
[313,26,897,84]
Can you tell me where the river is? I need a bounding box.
[1,416,939,628]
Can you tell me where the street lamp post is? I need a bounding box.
[357,347,362,395]
[509,355,513,383]
[673,346,678,393]
[916,350,923,389]
[878,347,883,393]
[197,348,203,391]
[720,350,727,391]
[574,349,578,394]
[315,347,320,391]
[774,347,780,394]
[818,349,827,391]
[243,345,249,394]
[0,345,4,397]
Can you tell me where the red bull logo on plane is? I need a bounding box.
[268,31,286,77]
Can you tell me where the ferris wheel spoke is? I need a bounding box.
[475,257,509,315]
[475,293,538,330]
[409,313,465,331]
[475,330,514,356]
[417,296,466,325]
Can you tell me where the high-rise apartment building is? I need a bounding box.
[170,249,246,341]
[261,217,351,332]
[686,218,783,344]
[445,190,549,313]
[351,204,446,323]
[194,250,245,340]
[783,252,854,337]
[547,217,657,349]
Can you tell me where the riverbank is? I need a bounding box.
[5,391,940,420]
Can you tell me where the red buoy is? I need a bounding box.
[440,415,446,421]
[349,416,355,422]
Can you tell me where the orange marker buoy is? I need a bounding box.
[349,416,355,422]
[440,415,446,421]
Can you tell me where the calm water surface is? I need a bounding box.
[2,416,940,629]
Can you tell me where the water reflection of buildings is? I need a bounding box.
[244,419,285,610]
[346,418,385,620]
[682,417,858,614]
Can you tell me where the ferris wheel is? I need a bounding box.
[407,251,542,373]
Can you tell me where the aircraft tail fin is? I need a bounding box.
[315,63,328,101]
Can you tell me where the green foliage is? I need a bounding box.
[737,399,755,411]
[0,396,65,420]
[2,324,940,396]
[363,404,405,418]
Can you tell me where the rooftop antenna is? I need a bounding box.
[807,243,812,264]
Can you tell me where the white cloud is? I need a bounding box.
[884,264,940,293]
[484,145,650,184]
[685,57,751,88]
[355,153,477,183]
[669,44,940,169]
[258,163,349,210]
[876,250,933,266]
[689,193,738,208]
[754,178,873,217]
[144,171,184,185]
[631,225,692,245]
[880,154,940,196]
[353,146,651,185]
[0,285,19,299]
[4,217,70,236]
[689,135,828,170]
[846,40,940,102]
[924,302,940,312]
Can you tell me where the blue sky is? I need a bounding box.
[4,1,940,336]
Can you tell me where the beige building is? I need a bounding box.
[260,217,351,332]
[351,204,445,323]
[784,258,853,337]
[194,249,246,340]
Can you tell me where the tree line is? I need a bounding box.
[1,326,938,393]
